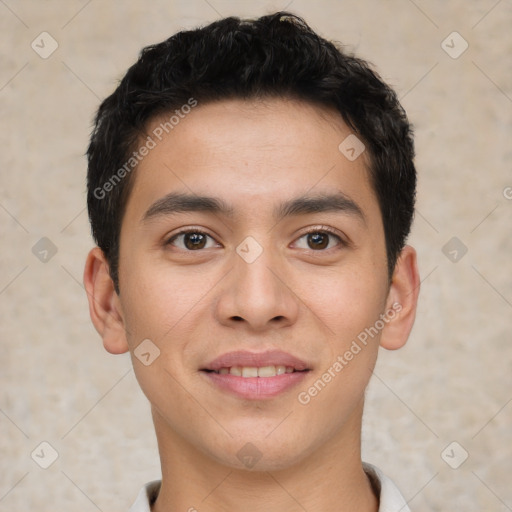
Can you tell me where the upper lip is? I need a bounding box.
[202,350,310,372]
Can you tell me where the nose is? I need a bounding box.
[214,243,300,332]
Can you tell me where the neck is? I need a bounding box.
[151,401,378,512]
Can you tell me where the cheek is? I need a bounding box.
[295,270,385,424]
[118,267,199,417]
[304,264,388,347]
[119,255,203,344]
[118,257,220,399]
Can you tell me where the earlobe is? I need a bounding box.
[83,247,130,355]
[379,245,420,350]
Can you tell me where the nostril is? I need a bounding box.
[232,316,243,321]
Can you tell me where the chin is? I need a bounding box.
[207,433,317,473]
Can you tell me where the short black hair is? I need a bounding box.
[87,11,416,293]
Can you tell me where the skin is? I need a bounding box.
[84,97,420,512]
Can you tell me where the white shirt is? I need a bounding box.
[128,462,410,512]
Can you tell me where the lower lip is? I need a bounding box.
[202,371,309,400]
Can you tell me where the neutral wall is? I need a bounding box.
[1,0,511,510]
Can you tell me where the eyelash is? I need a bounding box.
[165,225,346,251]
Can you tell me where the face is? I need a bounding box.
[115,98,393,470]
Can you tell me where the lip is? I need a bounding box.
[203,349,309,372]
[201,350,311,400]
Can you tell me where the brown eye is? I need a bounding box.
[307,232,329,250]
[167,231,217,250]
[183,232,207,250]
[294,230,343,251]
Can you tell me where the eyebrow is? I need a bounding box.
[142,191,365,224]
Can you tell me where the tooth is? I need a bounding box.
[258,366,277,377]
[222,365,295,377]
[241,367,258,378]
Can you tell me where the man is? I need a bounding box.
[84,11,420,511]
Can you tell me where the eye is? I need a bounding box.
[166,230,219,250]
[294,228,344,251]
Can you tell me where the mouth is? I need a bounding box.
[200,350,311,399]
[203,365,305,377]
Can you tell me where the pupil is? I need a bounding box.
[308,233,328,250]
[185,233,206,250]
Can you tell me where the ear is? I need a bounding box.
[83,247,129,355]
[379,245,420,350]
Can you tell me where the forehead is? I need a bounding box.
[124,97,379,224]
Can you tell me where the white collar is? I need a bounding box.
[129,462,410,512]
[362,462,411,512]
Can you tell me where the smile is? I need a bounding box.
[210,365,300,377]
[201,350,311,399]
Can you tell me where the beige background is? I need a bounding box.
[1,0,511,510]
